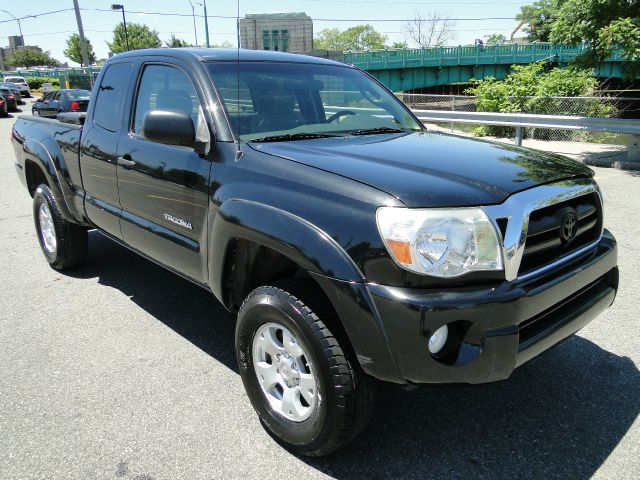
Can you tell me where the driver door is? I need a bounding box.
[116,62,212,283]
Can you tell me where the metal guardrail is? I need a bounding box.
[414,110,640,161]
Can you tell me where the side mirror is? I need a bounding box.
[141,109,202,151]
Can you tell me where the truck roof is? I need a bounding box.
[109,48,346,66]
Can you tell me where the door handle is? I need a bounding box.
[117,155,136,167]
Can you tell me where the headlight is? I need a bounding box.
[376,207,503,278]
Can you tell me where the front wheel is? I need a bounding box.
[33,184,87,270]
[236,280,375,456]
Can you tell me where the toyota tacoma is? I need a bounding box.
[11,49,618,456]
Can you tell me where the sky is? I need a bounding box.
[0,0,530,66]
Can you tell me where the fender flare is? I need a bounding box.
[23,136,79,223]
[209,198,365,302]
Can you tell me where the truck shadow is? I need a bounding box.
[68,231,238,372]
[70,231,638,479]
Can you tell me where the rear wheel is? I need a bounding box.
[236,280,375,456]
[33,184,87,270]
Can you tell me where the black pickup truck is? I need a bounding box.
[11,48,618,456]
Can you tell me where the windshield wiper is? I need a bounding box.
[249,132,340,143]
[348,127,411,136]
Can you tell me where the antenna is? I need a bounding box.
[235,0,242,158]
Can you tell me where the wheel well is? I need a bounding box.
[222,238,357,360]
[222,238,302,311]
[25,160,48,197]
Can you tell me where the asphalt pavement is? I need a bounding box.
[0,105,638,479]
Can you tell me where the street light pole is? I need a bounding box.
[187,0,198,47]
[0,9,24,46]
[111,4,129,51]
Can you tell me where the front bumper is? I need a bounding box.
[365,230,618,384]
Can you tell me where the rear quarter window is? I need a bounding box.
[93,62,134,132]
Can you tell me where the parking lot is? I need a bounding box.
[0,105,638,479]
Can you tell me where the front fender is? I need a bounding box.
[208,198,404,383]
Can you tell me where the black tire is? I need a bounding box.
[236,279,375,457]
[33,184,87,270]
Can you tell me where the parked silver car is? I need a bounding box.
[1,76,31,97]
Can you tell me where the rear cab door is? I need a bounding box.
[115,58,212,283]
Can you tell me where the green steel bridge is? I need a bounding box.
[2,43,633,92]
[344,43,632,91]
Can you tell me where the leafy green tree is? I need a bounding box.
[516,0,557,42]
[486,34,507,45]
[165,34,191,48]
[107,22,162,54]
[211,40,234,48]
[6,48,60,68]
[390,41,409,49]
[549,0,640,76]
[314,25,388,51]
[467,62,612,139]
[64,33,96,65]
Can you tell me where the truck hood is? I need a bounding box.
[249,131,593,207]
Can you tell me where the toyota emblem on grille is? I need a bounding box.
[560,209,578,244]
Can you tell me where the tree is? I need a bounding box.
[404,11,456,48]
[516,0,557,42]
[466,62,613,141]
[314,25,387,51]
[165,34,191,48]
[549,0,640,76]
[63,33,96,66]
[211,40,234,48]
[390,41,409,49]
[107,22,162,54]
[6,48,60,68]
[486,34,507,45]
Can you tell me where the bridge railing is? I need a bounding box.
[344,43,614,70]
[1,67,100,78]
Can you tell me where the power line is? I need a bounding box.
[83,8,236,19]
[0,8,74,24]
[2,7,517,24]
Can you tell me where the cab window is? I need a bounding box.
[133,64,200,134]
[93,62,134,132]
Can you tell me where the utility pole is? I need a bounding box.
[72,0,91,67]
[203,0,210,47]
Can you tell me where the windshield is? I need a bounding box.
[207,61,422,141]
[67,90,91,99]
[1,83,17,89]
[4,77,24,83]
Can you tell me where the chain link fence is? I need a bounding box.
[397,93,640,142]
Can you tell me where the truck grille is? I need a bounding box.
[518,193,602,276]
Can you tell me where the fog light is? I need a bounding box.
[428,325,448,354]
